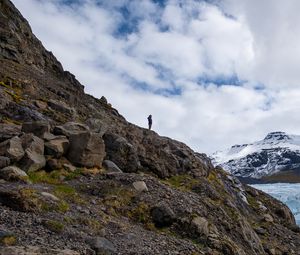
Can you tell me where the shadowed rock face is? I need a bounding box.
[1,1,300,255]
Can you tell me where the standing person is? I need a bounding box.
[147,114,152,130]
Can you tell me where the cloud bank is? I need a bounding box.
[11,0,300,154]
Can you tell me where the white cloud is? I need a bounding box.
[10,0,300,154]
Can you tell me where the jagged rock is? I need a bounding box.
[21,121,50,138]
[0,136,24,162]
[103,133,140,173]
[99,96,108,104]
[44,136,69,158]
[19,134,45,172]
[67,131,105,168]
[85,118,107,136]
[88,237,116,255]
[21,133,44,155]
[0,123,21,142]
[0,246,80,255]
[0,166,28,182]
[0,156,10,168]
[19,150,46,172]
[103,160,122,173]
[48,99,76,116]
[151,203,175,227]
[132,181,148,192]
[190,216,209,239]
[53,122,89,137]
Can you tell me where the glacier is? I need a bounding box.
[251,183,300,225]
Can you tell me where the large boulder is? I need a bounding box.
[21,121,50,138]
[0,166,28,182]
[53,122,89,137]
[0,123,22,142]
[103,133,140,173]
[0,136,24,162]
[67,131,105,168]
[44,136,69,158]
[19,134,45,172]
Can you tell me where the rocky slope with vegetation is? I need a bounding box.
[1,0,300,254]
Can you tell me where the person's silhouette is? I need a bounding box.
[147,115,152,130]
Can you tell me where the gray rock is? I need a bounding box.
[0,123,21,143]
[0,136,24,162]
[151,203,175,227]
[53,122,89,137]
[48,99,76,116]
[0,156,10,168]
[44,136,69,158]
[19,150,46,172]
[88,237,116,255]
[133,181,148,192]
[0,166,28,181]
[19,134,45,172]
[21,121,50,138]
[21,133,44,155]
[103,133,140,173]
[86,118,107,136]
[190,216,209,238]
[103,160,122,173]
[67,131,105,168]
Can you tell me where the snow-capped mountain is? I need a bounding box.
[212,132,300,181]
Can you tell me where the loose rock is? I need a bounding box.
[0,166,28,182]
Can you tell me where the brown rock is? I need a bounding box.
[67,131,105,168]
[0,136,24,162]
[0,166,28,182]
[21,121,50,138]
[53,122,89,137]
[0,123,22,143]
[44,136,69,158]
[19,134,45,172]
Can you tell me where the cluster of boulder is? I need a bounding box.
[0,121,106,181]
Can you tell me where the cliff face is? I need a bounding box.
[0,1,300,255]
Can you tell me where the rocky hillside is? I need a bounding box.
[212,132,300,183]
[1,0,300,254]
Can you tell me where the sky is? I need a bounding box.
[11,0,300,154]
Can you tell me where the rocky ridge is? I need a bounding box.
[0,0,300,254]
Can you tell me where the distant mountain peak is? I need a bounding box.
[212,131,300,182]
[264,131,291,141]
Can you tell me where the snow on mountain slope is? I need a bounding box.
[212,132,300,179]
